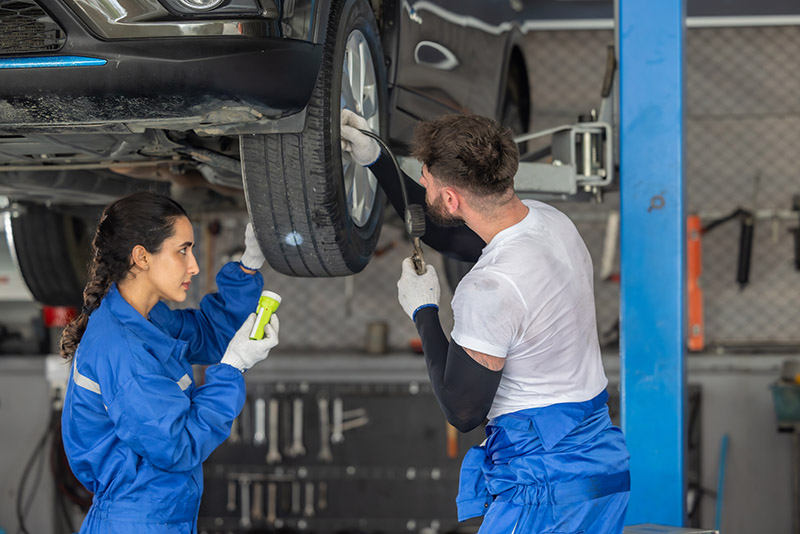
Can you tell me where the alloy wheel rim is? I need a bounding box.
[340,29,380,228]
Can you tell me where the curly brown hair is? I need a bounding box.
[411,114,519,198]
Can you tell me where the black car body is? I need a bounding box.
[0,0,536,304]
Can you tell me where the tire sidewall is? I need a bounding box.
[326,0,388,258]
[9,204,93,306]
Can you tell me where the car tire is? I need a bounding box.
[241,0,388,277]
[5,204,95,306]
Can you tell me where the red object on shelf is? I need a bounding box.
[687,215,705,352]
[43,306,77,328]
[409,338,423,354]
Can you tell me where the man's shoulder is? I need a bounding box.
[522,199,577,233]
[455,262,523,302]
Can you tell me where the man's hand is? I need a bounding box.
[240,222,266,271]
[397,257,440,321]
[221,313,280,372]
[340,109,380,166]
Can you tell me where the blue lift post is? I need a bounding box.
[619,0,687,527]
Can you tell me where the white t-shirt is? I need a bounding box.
[451,199,608,420]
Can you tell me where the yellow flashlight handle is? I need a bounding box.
[249,291,281,340]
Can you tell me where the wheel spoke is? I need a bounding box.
[352,166,374,224]
[344,157,356,205]
[357,40,368,115]
[362,88,377,121]
[351,165,362,215]
[348,40,364,114]
[341,54,357,110]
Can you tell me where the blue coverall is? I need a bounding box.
[457,390,630,534]
[61,262,262,534]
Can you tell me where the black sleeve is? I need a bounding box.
[368,150,486,263]
[413,306,503,432]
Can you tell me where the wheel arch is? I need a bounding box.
[496,30,531,133]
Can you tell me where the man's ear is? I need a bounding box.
[130,245,149,271]
[442,187,461,214]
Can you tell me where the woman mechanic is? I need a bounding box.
[59,191,279,533]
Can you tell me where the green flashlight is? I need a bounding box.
[249,290,281,340]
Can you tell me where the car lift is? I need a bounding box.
[510,10,690,525]
[514,1,690,528]
[398,1,689,527]
[397,47,617,203]
[511,45,617,203]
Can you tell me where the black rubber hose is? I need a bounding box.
[736,212,754,289]
[16,407,56,534]
[793,195,800,271]
[358,129,426,238]
[794,227,800,272]
[358,129,409,209]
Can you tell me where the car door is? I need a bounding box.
[392,1,512,122]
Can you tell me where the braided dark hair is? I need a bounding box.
[60,192,188,359]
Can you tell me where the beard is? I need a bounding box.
[427,194,464,228]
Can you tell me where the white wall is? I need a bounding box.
[694,356,795,534]
[0,357,57,534]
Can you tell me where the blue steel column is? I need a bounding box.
[619,0,686,526]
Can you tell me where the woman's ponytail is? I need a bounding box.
[59,257,112,359]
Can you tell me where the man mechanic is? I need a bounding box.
[340,110,631,534]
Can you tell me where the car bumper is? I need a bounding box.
[0,0,324,135]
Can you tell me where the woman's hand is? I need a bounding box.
[240,222,266,272]
[221,313,279,372]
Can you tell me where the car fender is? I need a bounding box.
[495,24,531,126]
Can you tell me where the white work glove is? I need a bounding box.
[397,257,440,321]
[340,108,380,166]
[221,313,280,372]
[240,222,266,271]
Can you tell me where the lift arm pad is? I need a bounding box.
[414,307,503,432]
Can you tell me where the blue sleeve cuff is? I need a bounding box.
[238,260,262,272]
[412,303,439,322]
[365,148,382,168]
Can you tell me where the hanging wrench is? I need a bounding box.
[340,416,370,432]
[239,476,252,528]
[318,481,328,511]
[254,398,266,445]
[252,481,264,521]
[317,396,333,462]
[303,482,315,517]
[266,482,277,525]
[240,398,252,445]
[226,480,237,512]
[331,397,344,444]
[282,397,293,456]
[288,397,306,457]
[342,408,367,419]
[228,417,240,444]
[291,481,301,516]
[266,398,281,464]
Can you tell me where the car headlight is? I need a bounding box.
[174,0,225,10]
[159,0,269,16]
